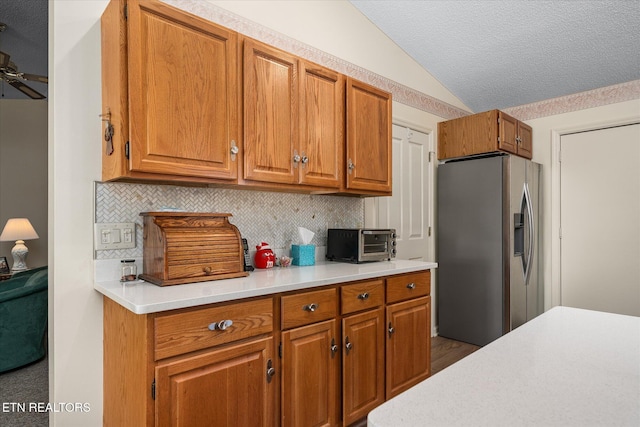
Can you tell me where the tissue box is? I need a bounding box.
[292,244,315,266]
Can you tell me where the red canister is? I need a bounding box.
[254,242,275,269]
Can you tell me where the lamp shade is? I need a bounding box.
[0,218,40,242]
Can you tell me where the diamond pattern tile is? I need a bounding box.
[94,182,364,259]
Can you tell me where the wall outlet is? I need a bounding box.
[94,222,136,250]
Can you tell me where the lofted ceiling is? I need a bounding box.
[1,0,639,112]
[350,0,640,112]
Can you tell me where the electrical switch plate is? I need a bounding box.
[94,222,136,250]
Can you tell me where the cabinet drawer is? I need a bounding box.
[154,298,273,360]
[281,288,337,329]
[386,271,430,304]
[341,279,385,315]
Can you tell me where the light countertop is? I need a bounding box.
[368,306,640,427]
[94,259,436,314]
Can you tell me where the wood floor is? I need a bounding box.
[431,335,480,375]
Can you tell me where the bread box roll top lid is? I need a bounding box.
[139,212,248,286]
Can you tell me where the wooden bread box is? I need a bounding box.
[140,212,248,286]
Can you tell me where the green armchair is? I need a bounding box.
[0,266,48,373]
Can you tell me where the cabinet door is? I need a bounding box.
[342,308,385,425]
[155,336,275,427]
[386,296,431,399]
[498,111,518,154]
[298,61,344,188]
[346,78,392,194]
[243,38,298,184]
[517,121,533,159]
[126,0,239,180]
[281,319,339,427]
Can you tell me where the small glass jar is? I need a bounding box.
[120,259,137,282]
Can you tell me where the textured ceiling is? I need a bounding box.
[350,0,640,112]
[0,0,48,99]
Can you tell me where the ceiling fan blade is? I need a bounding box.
[21,73,48,84]
[0,50,9,68]
[8,79,46,99]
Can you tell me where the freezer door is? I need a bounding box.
[437,156,506,346]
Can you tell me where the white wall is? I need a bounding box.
[50,1,107,425]
[525,99,640,313]
[0,100,48,270]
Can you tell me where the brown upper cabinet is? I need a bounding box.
[438,109,532,160]
[345,78,393,195]
[242,38,344,190]
[101,0,391,196]
[101,0,240,183]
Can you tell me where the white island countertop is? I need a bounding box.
[94,259,436,314]
[368,306,640,427]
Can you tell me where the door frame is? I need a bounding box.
[550,116,640,309]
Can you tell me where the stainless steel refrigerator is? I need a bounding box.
[437,153,543,346]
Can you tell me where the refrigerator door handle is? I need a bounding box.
[523,182,535,286]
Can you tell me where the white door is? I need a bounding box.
[560,123,640,316]
[366,124,433,261]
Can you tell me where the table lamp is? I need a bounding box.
[0,218,39,272]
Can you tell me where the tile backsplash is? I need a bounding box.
[94,182,364,260]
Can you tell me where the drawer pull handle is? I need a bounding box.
[208,319,233,331]
[406,282,416,290]
[357,292,370,300]
[303,303,318,312]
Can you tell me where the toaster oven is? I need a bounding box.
[326,228,396,263]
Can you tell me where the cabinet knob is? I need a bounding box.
[208,319,233,331]
[406,282,416,290]
[347,159,355,173]
[230,140,239,161]
[330,338,338,358]
[203,266,213,275]
[388,322,395,338]
[303,303,318,312]
[357,292,369,301]
[266,359,276,383]
[345,337,353,355]
[301,155,309,164]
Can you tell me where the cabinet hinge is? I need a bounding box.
[278,342,282,359]
[125,141,130,159]
[151,379,156,400]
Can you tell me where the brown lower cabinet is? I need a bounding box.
[103,270,431,427]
